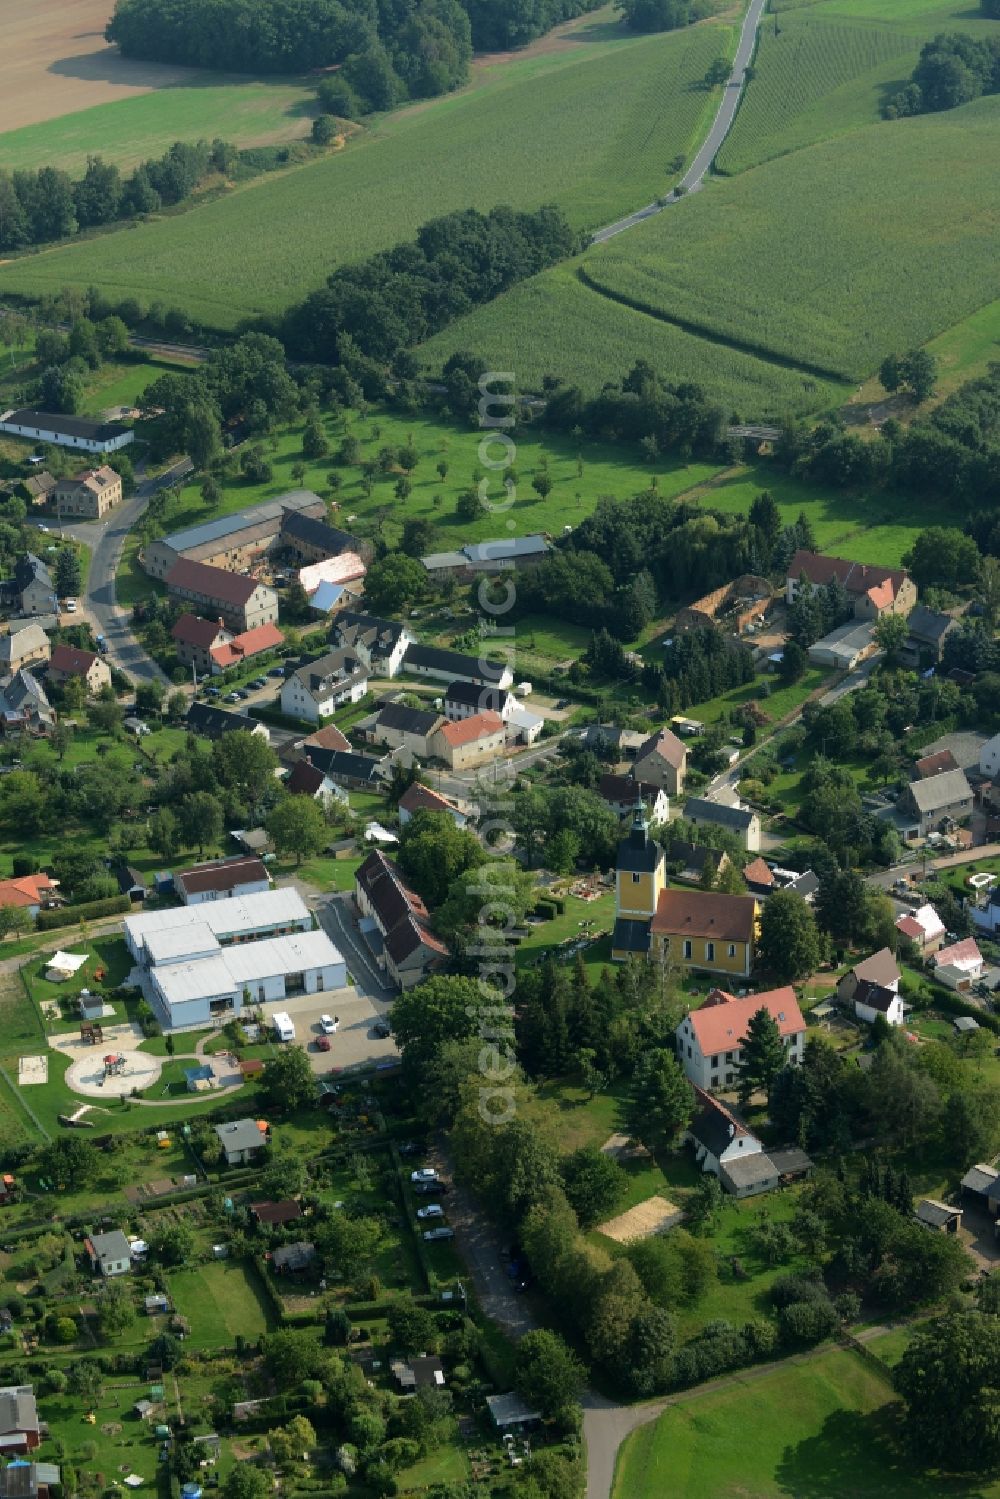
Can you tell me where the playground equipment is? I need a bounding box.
[80,1022,104,1044]
[103,1053,127,1078]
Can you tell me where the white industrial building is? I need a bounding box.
[125,888,311,964]
[149,929,346,1030]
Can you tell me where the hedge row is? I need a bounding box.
[37,894,131,930]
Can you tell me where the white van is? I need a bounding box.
[273,1012,295,1043]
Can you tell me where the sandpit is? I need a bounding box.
[597,1196,684,1244]
[18,1055,48,1086]
[601,1131,652,1162]
[64,1048,162,1098]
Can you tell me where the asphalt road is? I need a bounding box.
[591,0,768,244]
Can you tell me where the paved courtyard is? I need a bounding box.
[257,986,399,1073]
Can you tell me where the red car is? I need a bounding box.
[314,1036,331,1052]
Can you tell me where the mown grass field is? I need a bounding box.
[418,264,851,415]
[167,1260,277,1348]
[610,1347,968,1499]
[0,80,316,173]
[0,23,730,329]
[582,92,1000,382]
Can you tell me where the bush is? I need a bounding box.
[37,895,130,930]
[770,1272,828,1309]
[778,1298,839,1347]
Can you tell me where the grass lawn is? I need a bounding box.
[167,1259,277,1349]
[0,80,317,173]
[611,1347,962,1499]
[647,665,832,731]
[516,889,616,983]
[397,1445,469,1489]
[22,936,132,1031]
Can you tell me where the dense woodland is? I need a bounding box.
[105,0,607,105]
[279,205,580,363]
[884,30,1000,117]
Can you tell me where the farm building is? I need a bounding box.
[0,408,134,454]
[143,492,327,580]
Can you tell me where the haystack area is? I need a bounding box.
[597,1196,683,1243]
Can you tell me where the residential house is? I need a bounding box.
[0,1460,61,1498]
[686,1089,766,1181]
[144,492,326,579]
[332,612,414,677]
[174,855,271,906]
[285,757,347,807]
[272,1241,316,1273]
[911,749,959,780]
[443,680,515,722]
[185,702,270,741]
[683,795,761,852]
[577,723,646,760]
[402,642,513,690]
[391,1356,446,1392]
[430,712,507,771]
[0,625,50,676]
[216,1118,270,1166]
[293,724,351,759]
[836,948,901,1006]
[900,768,974,835]
[901,605,956,667]
[305,747,390,791]
[650,889,759,977]
[397,782,467,828]
[365,702,445,759]
[19,472,56,505]
[280,649,368,723]
[354,849,447,989]
[743,857,775,897]
[894,902,945,953]
[46,644,111,696]
[165,558,278,633]
[598,774,670,825]
[675,986,805,1090]
[5,555,58,617]
[86,1229,132,1276]
[0,670,55,735]
[785,549,916,619]
[631,727,687,795]
[52,465,122,520]
[0,873,57,921]
[171,614,231,675]
[852,979,906,1027]
[932,936,985,991]
[972,886,1000,936]
[610,804,666,960]
[0,1386,41,1453]
[0,407,133,453]
[661,839,730,885]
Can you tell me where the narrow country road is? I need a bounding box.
[591,0,767,244]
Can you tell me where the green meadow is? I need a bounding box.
[0,21,730,329]
[0,80,316,174]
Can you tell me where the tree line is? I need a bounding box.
[279,204,580,364]
[106,0,605,109]
[884,30,1000,118]
[617,0,716,32]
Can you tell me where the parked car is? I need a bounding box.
[207,687,222,698]
[423,1226,454,1242]
[411,1168,438,1184]
[224,692,240,703]
[416,1205,444,1221]
[373,1017,391,1038]
[413,1181,449,1196]
[250,677,268,689]
[234,688,250,701]
[63,598,77,613]
[319,1014,338,1034]
[268,666,285,678]
[314,1036,331,1052]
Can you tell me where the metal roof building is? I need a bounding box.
[125,888,311,963]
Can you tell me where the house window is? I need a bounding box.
[686,1044,692,1058]
[728,944,736,958]
[706,941,715,962]
[711,1075,719,1088]
[631,872,641,885]
[683,940,692,960]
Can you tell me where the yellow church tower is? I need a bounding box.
[611,800,666,961]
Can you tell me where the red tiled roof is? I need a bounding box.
[788,549,908,600]
[743,856,774,888]
[651,888,758,944]
[211,621,285,669]
[171,613,228,649]
[933,937,982,968]
[398,783,462,817]
[302,725,351,753]
[637,727,686,770]
[49,643,97,675]
[687,986,804,1054]
[895,915,923,941]
[0,872,54,908]
[287,760,328,796]
[436,711,504,747]
[166,558,264,606]
[175,856,268,896]
[913,750,959,779]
